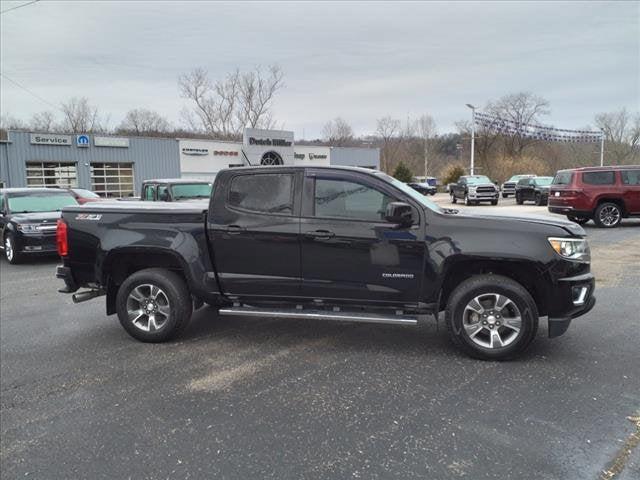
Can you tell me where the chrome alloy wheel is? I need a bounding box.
[598,205,620,227]
[462,293,522,349]
[5,236,13,262]
[126,284,171,332]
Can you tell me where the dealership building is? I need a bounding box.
[0,128,379,197]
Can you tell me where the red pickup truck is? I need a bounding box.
[548,166,640,227]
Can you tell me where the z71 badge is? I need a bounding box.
[75,213,102,221]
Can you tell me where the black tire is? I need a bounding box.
[445,274,539,360]
[464,194,471,206]
[502,193,508,199]
[567,215,590,225]
[534,193,543,206]
[516,194,523,205]
[491,200,498,206]
[3,233,23,264]
[593,202,622,228]
[451,194,457,204]
[116,268,193,342]
[430,191,436,196]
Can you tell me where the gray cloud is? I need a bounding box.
[1,0,638,137]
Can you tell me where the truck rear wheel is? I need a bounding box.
[116,268,192,342]
[445,274,539,360]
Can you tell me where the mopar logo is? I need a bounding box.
[77,135,90,147]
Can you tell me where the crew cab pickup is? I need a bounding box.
[56,166,596,360]
[450,175,499,206]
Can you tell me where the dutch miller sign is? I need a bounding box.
[248,137,292,147]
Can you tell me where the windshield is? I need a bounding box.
[535,177,553,186]
[170,183,212,200]
[508,175,530,182]
[8,192,78,213]
[376,173,443,213]
[466,176,492,185]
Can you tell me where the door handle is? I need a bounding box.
[225,225,245,234]
[305,229,335,240]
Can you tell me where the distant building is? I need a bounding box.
[0,128,380,195]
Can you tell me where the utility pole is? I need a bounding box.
[599,131,605,167]
[466,104,477,175]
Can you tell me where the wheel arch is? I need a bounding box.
[595,197,628,216]
[438,258,549,316]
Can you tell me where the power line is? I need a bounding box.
[0,0,40,15]
[0,72,62,112]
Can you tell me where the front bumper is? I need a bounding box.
[468,192,499,201]
[547,272,596,338]
[14,233,57,254]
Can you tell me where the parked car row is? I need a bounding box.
[1,177,214,263]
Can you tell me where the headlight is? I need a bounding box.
[548,237,590,263]
[468,186,477,192]
[16,223,40,233]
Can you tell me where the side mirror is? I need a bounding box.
[385,202,414,226]
[159,191,170,202]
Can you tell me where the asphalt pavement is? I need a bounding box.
[1,200,639,479]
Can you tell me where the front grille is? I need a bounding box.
[503,183,516,188]
[476,186,496,193]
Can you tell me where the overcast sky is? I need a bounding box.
[1,0,638,138]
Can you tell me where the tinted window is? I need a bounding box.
[583,171,615,185]
[157,185,170,201]
[228,174,293,215]
[315,178,394,221]
[144,185,155,200]
[621,170,640,185]
[171,183,211,200]
[553,172,573,185]
[517,178,530,186]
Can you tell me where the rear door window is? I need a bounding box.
[582,171,615,185]
[621,170,640,185]
[228,173,294,215]
[552,172,573,185]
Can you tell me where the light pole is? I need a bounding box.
[466,103,477,175]
[599,130,605,167]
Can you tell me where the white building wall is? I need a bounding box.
[179,139,244,180]
[293,146,331,166]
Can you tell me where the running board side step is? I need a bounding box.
[217,306,418,326]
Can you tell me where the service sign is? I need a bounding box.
[30,133,72,146]
[94,136,130,148]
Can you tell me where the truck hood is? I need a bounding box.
[9,211,61,223]
[454,211,585,236]
[467,183,496,188]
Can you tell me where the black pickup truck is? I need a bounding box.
[56,166,595,360]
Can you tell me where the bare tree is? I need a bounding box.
[487,92,550,157]
[118,108,171,135]
[415,114,437,176]
[376,116,402,172]
[60,97,105,132]
[595,108,640,164]
[322,117,354,146]
[179,65,283,139]
[0,114,27,131]
[30,111,57,132]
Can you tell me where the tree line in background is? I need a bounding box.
[1,65,638,183]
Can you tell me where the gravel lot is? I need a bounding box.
[1,199,639,479]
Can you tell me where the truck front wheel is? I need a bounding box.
[445,275,539,360]
[116,268,193,342]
